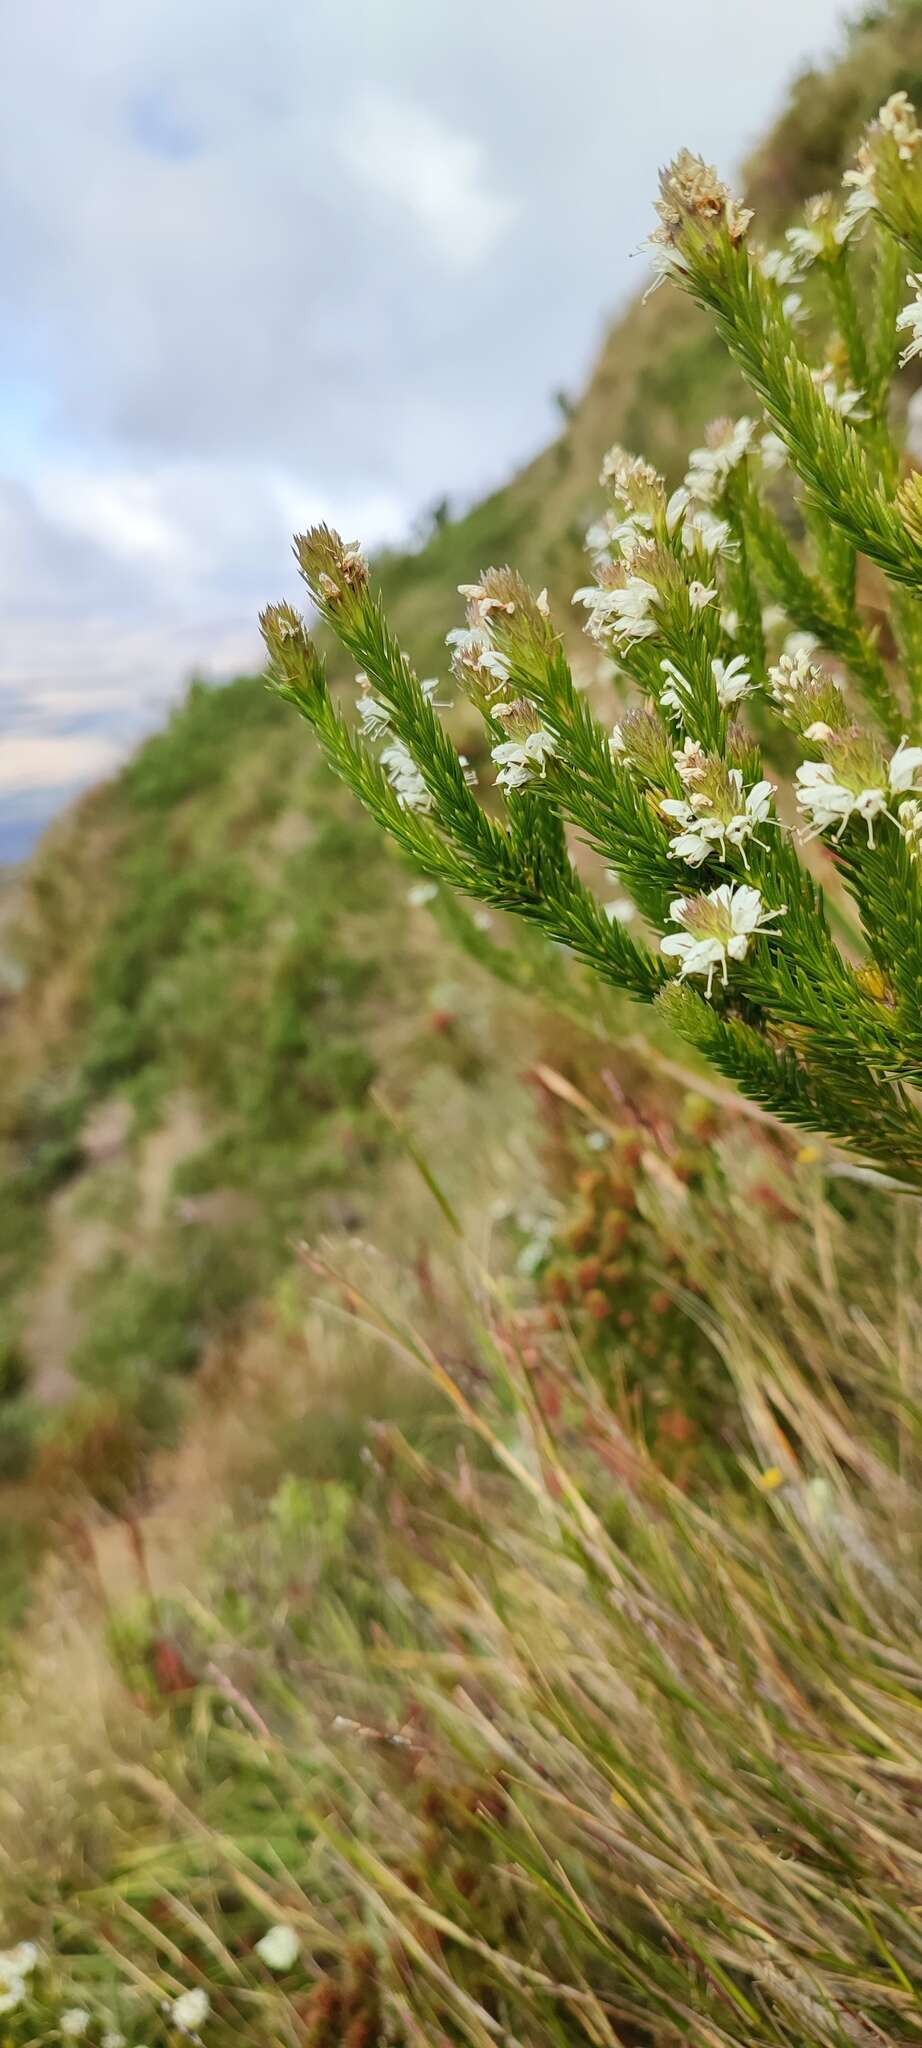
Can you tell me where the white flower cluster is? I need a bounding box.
[0,1942,40,2017]
[660,652,751,721]
[810,364,868,422]
[572,575,659,647]
[491,726,557,791]
[796,737,922,846]
[661,774,774,869]
[380,739,433,812]
[683,417,754,505]
[661,883,783,996]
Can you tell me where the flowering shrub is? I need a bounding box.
[262,94,922,1186]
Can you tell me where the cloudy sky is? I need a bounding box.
[1,0,849,856]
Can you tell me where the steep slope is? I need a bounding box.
[1,0,919,1597]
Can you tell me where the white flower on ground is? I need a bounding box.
[897,274,922,365]
[171,1988,211,2034]
[380,741,432,813]
[60,2012,90,2038]
[255,1924,301,1972]
[711,653,752,708]
[688,580,717,610]
[572,577,659,646]
[492,729,557,791]
[661,883,784,996]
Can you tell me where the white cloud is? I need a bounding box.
[341,88,517,269]
[0,732,120,793]
[0,0,850,854]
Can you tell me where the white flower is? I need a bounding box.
[673,736,709,786]
[60,2012,90,2038]
[786,222,824,264]
[795,760,886,844]
[356,692,392,740]
[491,728,557,790]
[445,625,510,687]
[662,778,774,868]
[811,367,868,421]
[684,417,754,503]
[0,1944,39,1977]
[711,653,752,708]
[760,430,788,475]
[665,484,691,532]
[661,883,784,996]
[380,741,432,813]
[659,657,688,718]
[102,2034,126,2048]
[688,580,717,610]
[255,1924,301,1972]
[783,630,820,661]
[900,798,922,850]
[604,897,636,923]
[897,274,922,366]
[760,247,803,286]
[407,881,438,907]
[878,90,922,157]
[796,737,922,845]
[0,1978,25,2017]
[572,577,659,645]
[888,735,922,791]
[682,507,733,557]
[171,1988,211,2034]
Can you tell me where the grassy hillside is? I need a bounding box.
[2,0,921,1600]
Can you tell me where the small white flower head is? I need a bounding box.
[604,896,636,924]
[684,416,754,504]
[896,273,922,366]
[877,89,922,159]
[356,690,392,740]
[811,363,868,422]
[682,507,734,557]
[899,797,922,852]
[1,1944,40,1977]
[673,736,710,786]
[711,653,751,709]
[759,245,803,286]
[649,152,752,292]
[688,580,718,611]
[786,192,838,267]
[491,705,557,791]
[662,760,775,868]
[380,740,432,812]
[0,1976,25,2018]
[445,624,510,693]
[572,572,659,647]
[659,656,689,719]
[760,430,788,475]
[661,883,784,996]
[888,734,922,792]
[407,880,438,907]
[255,1924,301,1972]
[171,1988,211,2034]
[102,2034,126,2048]
[792,726,916,846]
[457,579,516,626]
[60,2012,91,2039]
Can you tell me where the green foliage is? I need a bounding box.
[264,98,922,1186]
